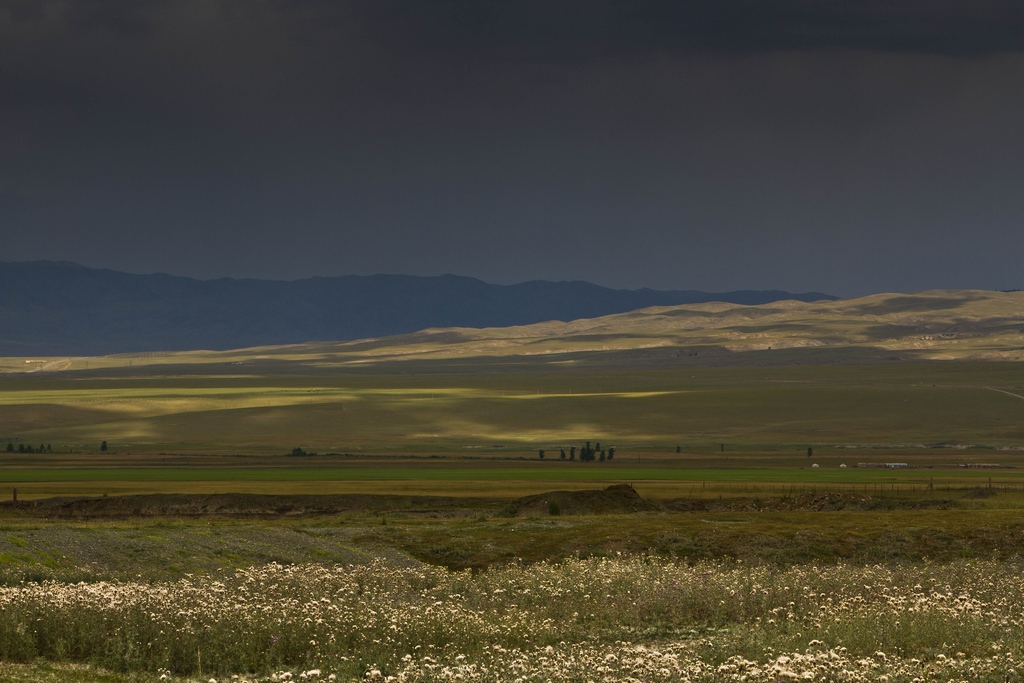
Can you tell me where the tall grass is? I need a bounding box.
[1,558,1022,681]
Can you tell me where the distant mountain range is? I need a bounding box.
[0,261,836,356]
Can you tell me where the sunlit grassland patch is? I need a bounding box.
[2,363,1024,453]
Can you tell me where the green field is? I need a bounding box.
[2,464,1021,482]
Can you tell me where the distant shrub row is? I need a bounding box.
[5,442,52,454]
[539,441,615,462]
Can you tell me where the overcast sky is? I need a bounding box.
[2,1,1023,296]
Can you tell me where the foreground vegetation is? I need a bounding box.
[2,486,1022,681]
[2,486,1024,580]
[1,557,1022,682]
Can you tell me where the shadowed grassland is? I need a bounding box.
[356,508,1024,568]
[3,456,1024,501]
[5,464,1024,483]
[2,486,1024,579]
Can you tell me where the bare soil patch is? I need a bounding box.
[1,492,501,519]
[0,486,973,520]
[502,483,657,516]
[663,491,959,512]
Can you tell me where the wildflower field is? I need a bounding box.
[1,556,1022,682]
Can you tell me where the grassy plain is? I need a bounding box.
[2,361,1024,455]
[2,357,1024,502]
[1,289,1023,461]
[1,291,1024,681]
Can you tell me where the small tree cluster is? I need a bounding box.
[578,441,600,462]
[10,443,51,454]
[538,441,616,463]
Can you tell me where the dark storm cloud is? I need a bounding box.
[353,0,1024,60]
[2,1,1020,142]
[1,0,155,32]
[2,0,1023,296]
[3,0,1019,136]
[0,192,28,218]
[7,1,1024,63]
[4,1,1021,111]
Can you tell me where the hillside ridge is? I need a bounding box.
[5,288,1023,370]
[0,261,834,356]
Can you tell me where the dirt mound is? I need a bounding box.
[504,484,657,517]
[6,488,961,520]
[663,491,957,512]
[11,493,501,519]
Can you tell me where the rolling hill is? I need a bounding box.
[169,288,1024,369]
[4,289,1022,372]
[0,261,834,356]
[3,290,1023,455]
[365,289,1024,365]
